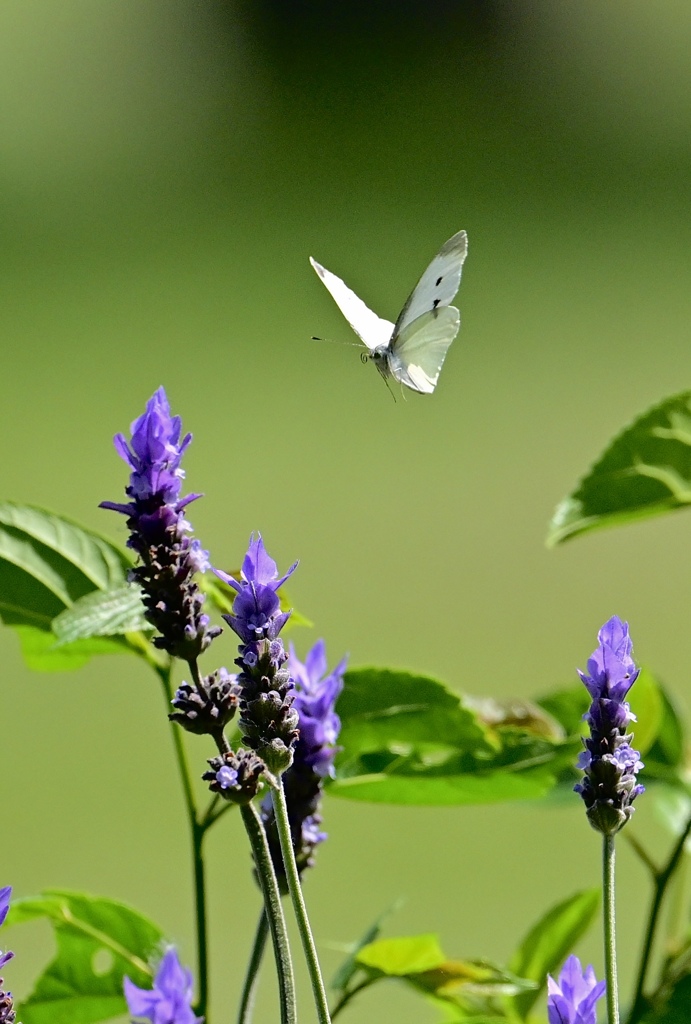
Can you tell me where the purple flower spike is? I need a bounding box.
[124,947,202,1024]
[101,388,220,662]
[576,616,645,835]
[0,890,10,931]
[0,887,16,1023]
[547,955,606,1024]
[216,535,299,775]
[261,639,347,881]
[289,640,346,778]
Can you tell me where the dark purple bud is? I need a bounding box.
[169,668,240,737]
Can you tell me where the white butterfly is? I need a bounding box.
[310,230,468,394]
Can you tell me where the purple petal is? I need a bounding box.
[242,534,278,586]
[0,887,11,928]
[304,639,328,689]
[155,947,192,1000]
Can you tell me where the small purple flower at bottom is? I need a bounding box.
[124,947,202,1024]
[0,887,16,1023]
[547,955,605,1024]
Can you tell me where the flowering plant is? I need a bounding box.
[1,385,690,1024]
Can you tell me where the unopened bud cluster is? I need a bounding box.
[170,667,240,739]
[203,749,266,805]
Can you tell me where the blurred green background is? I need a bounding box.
[2,2,691,1020]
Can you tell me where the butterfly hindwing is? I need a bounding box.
[387,306,461,394]
[309,257,395,353]
[392,230,468,338]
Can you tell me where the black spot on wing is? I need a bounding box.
[435,276,443,286]
[432,298,440,309]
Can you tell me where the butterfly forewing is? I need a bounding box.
[387,306,461,393]
[392,230,468,338]
[309,257,395,352]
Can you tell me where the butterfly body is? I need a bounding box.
[310,230,467,394]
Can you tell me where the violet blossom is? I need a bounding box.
[124,947,202,1024]
[547,955,606,1024]
[0,887,16,1024]
[575,616,645,835]
[212,535,299,775]
[101,387,220,661]
[261,639,346,879]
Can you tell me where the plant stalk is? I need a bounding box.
[271,776,332,1024]
[237,910,269,1024]
[628,811,691,1023]
[157,664,210,1020]
[240,801,297,1024]
[603,833,620,1024]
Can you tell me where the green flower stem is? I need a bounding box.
[603,833,620,1024]
[240,801,296,1024]
[237,910,269,1024]
[157,664,210,1021]
[270,775,332,1024]
[330,979,376,1020]
[628,811,691,1024]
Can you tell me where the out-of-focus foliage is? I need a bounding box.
[7,890,163,1024]
[548,393,691,546]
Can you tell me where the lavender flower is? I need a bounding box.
[101,387,220,661]
[213,535,299,774]
[575,616,645,835]
[0,888,16,1024]
[124,947,202,1024]
[547,955,606,1024]
[261,639,346,879]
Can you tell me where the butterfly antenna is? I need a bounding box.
[311,335,363,349]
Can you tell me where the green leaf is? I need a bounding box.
[642,975,691,1023]
[337,668,493,762]
[8,889,163,1024]
[508,889,600,1020]
[645,683,686,771]
[331,901,403,993]
[51,585,151,644]
[628,668,665,757]
[356,935,534,1019]
[329,767,556,806]
[357,934,446,976]
[0,503,130,627]
[14,625,128,672]
[536,685,590,738]
[548,391,691,545]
